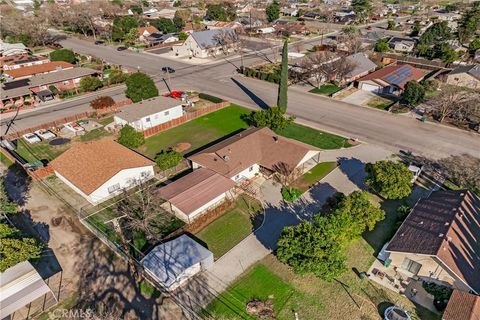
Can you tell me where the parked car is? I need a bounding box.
[162,67,175,73]
[117,46,128,51]
[22,133,41,144]
[94,40,105,45]
[34,129,56,140]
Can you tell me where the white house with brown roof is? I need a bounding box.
[188,127,321,183]
[50,139,154,204]
[385,190,480,294]
[114,96,184,132]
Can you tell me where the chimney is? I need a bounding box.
[56,65,63,71]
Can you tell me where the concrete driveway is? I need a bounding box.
[341,89,375,105]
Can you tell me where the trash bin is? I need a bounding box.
[384,258,392,268]
[359,272,367,279]
[421,117,427,123]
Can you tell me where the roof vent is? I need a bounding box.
[438,233,444,238]
[273,136,279,142]
[444,222,450,226]
[419,221,424,225]
[400,233,404,237]
[223,155,230,161]
[447,236,452,242]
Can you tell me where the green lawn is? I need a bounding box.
[309,84,342,96]
[292,161,338,192]
[96,116,114,126]
[139,104,250,159]
[276,123,351,149]
[15,139,69,163]
[205,194,441,320]
[80,128,111,142]
[0,152,14,167]
[196,196,262,259]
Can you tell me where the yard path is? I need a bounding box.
[174,144,392,311]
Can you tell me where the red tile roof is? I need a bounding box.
[3,61,74,79]
[358,64,425,89]
[137,26,160,35]
[443,290,480,320]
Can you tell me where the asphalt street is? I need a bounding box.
[2,30,479,159]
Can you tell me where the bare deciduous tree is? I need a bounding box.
[272,162,303,187]
[424,86,480,123]
[300,52,356,87]
[439,154,480,194]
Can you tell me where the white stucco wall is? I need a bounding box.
[172,36,212,58]
[55,165,154,204]
[114,105,183,132]
[297,150,320,167]
[230,164,260,182]
[167,192,230,223]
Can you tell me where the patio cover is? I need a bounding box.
[0,261,55,319]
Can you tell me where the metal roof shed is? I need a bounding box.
[141,234,214,291]
[0,261,56,319]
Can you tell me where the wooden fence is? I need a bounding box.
[3,99,132,140]
[143,101,229,138]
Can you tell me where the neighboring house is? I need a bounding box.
[344,52,377,83]
[0,40,29,56]
[1,79,33,109]
[3,61,74,81]
[145,33,179,46]
[281,7,298,17]
[388,37,417,53]
[385,190,480,294]
[141,234,214,291]
[1,54,49,70]
[172,28,237,58]
[114,96,184,132]
[357,64,425,94]
[445,65,480,90]
[28,67,100,94]
[0,261,56,319]
[188,127,320,183]
[183,22,205,34]
[50,139,155,204]
[207,21,242,30]
[158,168,236,222]
[303,11,322,19]
[443,290,480,320]
[256,27,276,34]
[137,26,160,42]
[274,20,307,35]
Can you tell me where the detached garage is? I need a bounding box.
[141,234,214,291]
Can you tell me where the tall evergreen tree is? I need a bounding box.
[277,39,289,112]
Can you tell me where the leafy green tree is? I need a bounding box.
[0,224,43,272]
[402,81,425,107]
[50,49,76,64]
[352,0,372,23]
[419,21,451,46]
[410,21,421,36]
[458,4,480,43]
[387,20,396,30]
[374,38,389,53]
[434,43,459,63]
[80,76,103,92]
[243,107,295,131]
[118,125,145,148]
[277,216,348,281]
[469,37,480,53]
[108,69,127,84]
[112,16,139,41]
[0,177,17,215]
[173,17,185,30]
[155,150,183,170]
[151,18,178,34]
[125,72,158,102]
[129,4,142,15]
[366,160,413,199]
[206,4,227,21]
[124,28,138,45]
[266,1,280,23]
[178,31,188,41]
[277,39,289,112]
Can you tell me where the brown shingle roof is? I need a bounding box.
[188,127,320,178]
[358,64,425,89]
[3,61,74,79]
[137,26,160,35]
[387,190,480,293]
[158,168,235,216]
[443,290,480,320]
[50,139,153,195]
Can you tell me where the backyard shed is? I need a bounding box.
[141,234,214,291]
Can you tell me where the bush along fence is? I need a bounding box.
[143,101,229,138]
[241,67,281,84]
[3,99,132,140]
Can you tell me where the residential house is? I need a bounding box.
[188,127,320,183]
[114,96,184,132]
[357,64,425,94]
[344,52,377,83]
[281,7,298,17]
[445,65,480,89]
[183,22,205,34]
[0,40,29,56]
[256,27,276,34]
[50,139,155,204]
[303,11,322,19]
[1,54,49,70]
[443,290,480,320]
[0,261,56,319]
[3,61,74,81]
[172,28,237,58]
[145,33,180,46]
[137,26,161,42]
[388,37,417,53]
[141,234,214,291]
[0,79,32,109]
[385,190,480,294]
[158,168,236,222]
[28,67,100,95]
[273,20,307,35]
[207,21,243,31]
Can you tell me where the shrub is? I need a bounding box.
[50,49,76,64]
[422,282,452,311]
[90,96,115,109]
[242,107,295,131]
[396,204,411,220]
[155,150,183,170]
[80,76,103,92]
[108,69,127,84]
[125,72,158,103]
[365,160,413,199]
[281,186,303,202]
[140,280,156,298]
[198,93,223,103]
[118,124,145,148]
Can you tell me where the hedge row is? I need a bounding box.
[199,93,224,103]
[242,67,280,84]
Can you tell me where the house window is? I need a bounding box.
[145,117,151,122]
[63,80,69,85]
[107,183,121,194]
[164,111,170,116]
[400,258,422,274]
